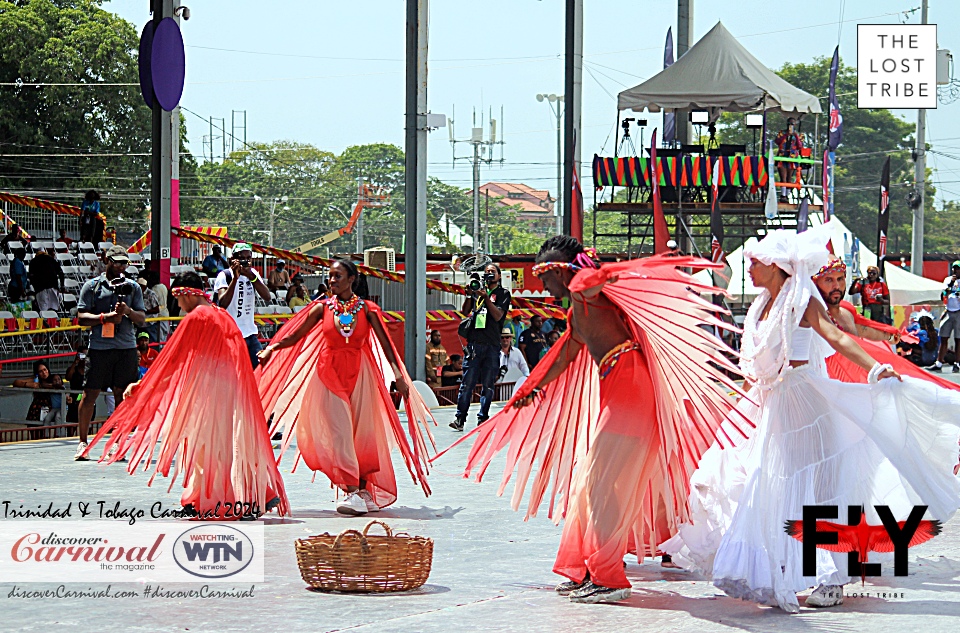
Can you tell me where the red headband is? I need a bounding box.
[813,258,846,279]
[171,287,207,298]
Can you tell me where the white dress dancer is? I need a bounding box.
[663,224,960,613]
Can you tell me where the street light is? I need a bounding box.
[536,93,564,235]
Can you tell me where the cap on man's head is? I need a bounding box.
[212,245,222,252]
[137,332,150,340]
[105,245,130,263]
[500,327,514,338]
[952,260,960,270]
[136,278,148,287]
[232,243,252,254]
[277,259,286,265]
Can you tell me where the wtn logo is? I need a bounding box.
[784,505,941,583]
[180,541,243,564]
[173,525,255,579]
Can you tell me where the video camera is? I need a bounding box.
[108,275,137,298]
[468,271,497,293]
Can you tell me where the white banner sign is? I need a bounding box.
[858,24,937,109]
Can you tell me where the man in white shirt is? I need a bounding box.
[498,327,529,397]
[214,243,272,367]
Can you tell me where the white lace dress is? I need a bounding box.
[663,278,960,613]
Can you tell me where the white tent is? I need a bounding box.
[429,214,473,249]
[618,22,821,115]
[695,215,943,306]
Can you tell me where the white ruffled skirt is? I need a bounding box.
[663,365,960,613]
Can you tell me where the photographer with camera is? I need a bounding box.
[932,261,960,373]
[74,245,145,461]
[451,263,511,431]
[215,243,272,368]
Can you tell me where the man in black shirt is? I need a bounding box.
[518,315,547,370]
[441,354,464,387]
[452,263,511,430]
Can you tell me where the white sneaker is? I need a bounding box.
[805,584,843,608]
[106,443,127,462]
[74,442,89,461]
[568,581,632,604]
[336,492,368,516]
[357,490,379,513]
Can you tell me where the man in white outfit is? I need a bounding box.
[498,327,529,397]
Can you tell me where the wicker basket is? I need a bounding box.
[295,520,434,593]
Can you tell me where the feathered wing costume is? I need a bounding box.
[257,299,435,509]
[87,305,289,519]
[441,255,751,588]
[662,224,960,613]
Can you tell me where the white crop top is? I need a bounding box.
[789,327,813,362]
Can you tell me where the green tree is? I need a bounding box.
[0,0,153,217]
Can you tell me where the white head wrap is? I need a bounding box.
[740,223,834,387]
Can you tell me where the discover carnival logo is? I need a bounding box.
[0,521,263,583]
[173,525,254,579]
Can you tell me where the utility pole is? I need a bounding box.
[404,0,428,381]
[676,0,694,146]
[450,108,504,253]
[911,0,928,276]
[562,0,582,235]
[149,0,173,286]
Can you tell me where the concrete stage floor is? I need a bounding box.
[2,402,960,633]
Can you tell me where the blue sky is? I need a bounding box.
[104,0,960,205]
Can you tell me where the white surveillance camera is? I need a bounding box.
[176,6,190,20]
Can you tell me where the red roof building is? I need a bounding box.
[479,182,555,225]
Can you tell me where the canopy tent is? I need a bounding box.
[694,214,943,306]
[618,22,822,115]
[428,213,473,249]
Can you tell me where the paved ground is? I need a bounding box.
[3,400,960,633]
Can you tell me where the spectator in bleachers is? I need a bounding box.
[88,250,106,276]
[505,313,525,341]
[546,329,561,351]
[287,284,309,309]
[79,189,101,244]
[201,245,229,278]
[518,315,547,370]
[425,330,449,390]
[214,243,271,368]
[75,244,146,461]
[13,360,63,425]
[65,342,91,423]
[310,282,329,301]
[137,331,159,377]
[28,248,64,312]
[267,259,292,294]
[7,247,29,303]
[137,277,161,342]
[441,354,464,387]
[58,228,73,248]
[0,223,24,254]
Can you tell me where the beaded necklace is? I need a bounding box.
[327,294,364,343]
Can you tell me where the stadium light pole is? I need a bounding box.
[537,93,563,235]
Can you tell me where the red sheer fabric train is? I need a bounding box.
[257,299,435,509]
[87,305,289,520]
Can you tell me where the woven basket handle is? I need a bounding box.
[362,520,393,537]
[333,529,370,553]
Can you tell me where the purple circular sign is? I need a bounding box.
[150,17,185,111]
[138,21,155,109]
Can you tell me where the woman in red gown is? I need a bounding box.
[86,272,288,520]
[257,259,434,516]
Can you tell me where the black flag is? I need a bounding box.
[877,156,891,276]
[797,198,810,234]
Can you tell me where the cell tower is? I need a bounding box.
[449,106,505,253]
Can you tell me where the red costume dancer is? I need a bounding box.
[257,259,434,516]
[443,236,748,604]
[86,273,288,520]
